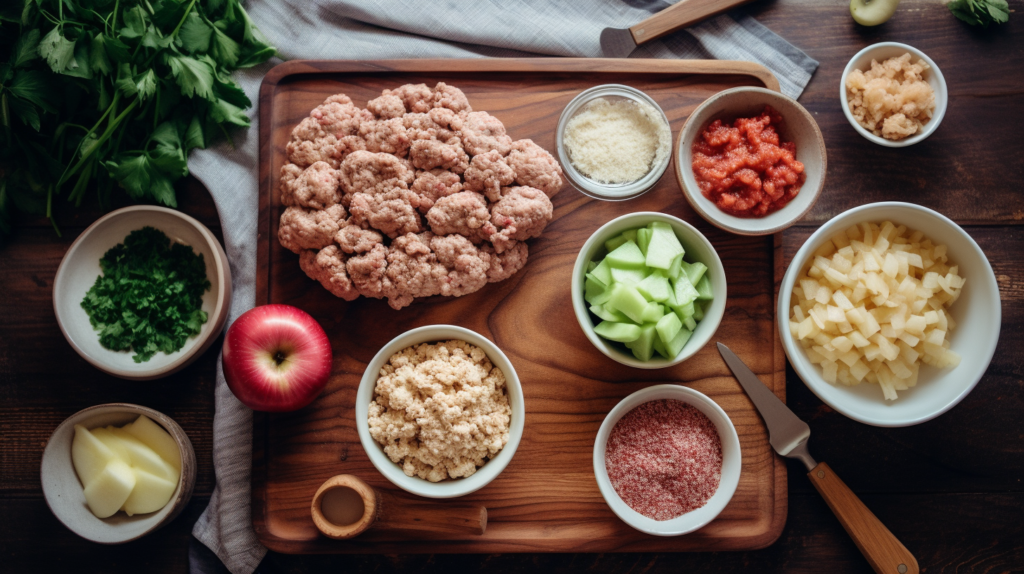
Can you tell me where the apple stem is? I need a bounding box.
[274,350,287,366]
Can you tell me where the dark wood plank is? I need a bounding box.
[254,59,787,554]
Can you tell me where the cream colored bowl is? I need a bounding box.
[53,206,231,380]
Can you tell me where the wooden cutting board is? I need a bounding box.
[254,59,787,554]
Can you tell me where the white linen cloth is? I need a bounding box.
[187,1,818,572]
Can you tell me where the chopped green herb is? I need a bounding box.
[947,0,1010,26]
[81,226,211,363]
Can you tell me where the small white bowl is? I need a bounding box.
[40,403,197,544]
[571,212,727,369]
[779,202,1001,427]
[53,206,232,380]
[355,325,525,499]
[840,42,948,147]
[676,86,826,236]
[593,384,741,536]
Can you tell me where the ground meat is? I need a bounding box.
[488,186,553,253]
[338,150,415,203]
[482,241,528,283]
[278,204,347,254]
[409,138,469,173]
[315,100,372,139]
[392,84,434,114]
[463,150,515,201]
[506,139,563,197]
[346,243,390,299]
[426,191,494,241]
[335,223,383,254]
[411,169,463,213]
[284,161,342,209]
[384,232,447,309]
[298,245,360,301]
[432,82,472,113]
[349,188,423,238]
[279,163,303,205]
[367,93,406,119]
[403,113,453,142]
[360,117,411,157]
[431,234,490,297]
[461,111,513,156]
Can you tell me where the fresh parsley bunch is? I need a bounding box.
[947,0,1011,26]
[0,0,275,239]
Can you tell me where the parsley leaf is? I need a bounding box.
[167,54,216,99]
[38,27,78,73]
[81,226,211,362]
[947,0,1010,26]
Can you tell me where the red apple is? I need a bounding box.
[222,304,333,412]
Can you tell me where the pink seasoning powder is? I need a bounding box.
[605,399,723,521]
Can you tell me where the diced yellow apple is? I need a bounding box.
[71,425,118,486]
[121,468,178,516]
[124,415,181,470]
[83,459,136,519]
[109,428,179,482]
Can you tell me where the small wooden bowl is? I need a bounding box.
[40,403,197,544]
[675,86,826,236]
[52,205,232,380]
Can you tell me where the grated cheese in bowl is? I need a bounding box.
[564,97,672,185]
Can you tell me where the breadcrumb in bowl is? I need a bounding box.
[356,325,525,498]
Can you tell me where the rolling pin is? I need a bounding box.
[311,474,487,539]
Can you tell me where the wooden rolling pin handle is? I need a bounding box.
[375,489,487,536]
[629,0,757,46]
[808,462,919,574]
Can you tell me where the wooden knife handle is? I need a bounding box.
[629,0,757,45]
[808,462,919,574]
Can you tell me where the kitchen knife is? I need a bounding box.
[717,342,919,574]
[599,0,757,59]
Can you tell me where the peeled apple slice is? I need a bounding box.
[71,425,117,486]
[125,416,181,470]
[109,428,179,482]
[83,459,136,519]
[90,427,131,462]
[121,468,177,516]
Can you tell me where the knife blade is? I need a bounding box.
[599,0,757,59]
[716,342,919,574]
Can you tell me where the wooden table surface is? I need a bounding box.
[1,1,1021,572]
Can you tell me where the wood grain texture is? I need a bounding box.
[629,0,757,45]
[254,59,785,554]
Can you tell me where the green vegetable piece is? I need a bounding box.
[637,228,652,256]
[665,327,694,357]
[605,240,646,270]
[666,254,684,281]
[607,283,650,324]
[674,301,695,321]
[80,227,211,362]
[590,258,613,285]
[639,302,666,323]
[683,316,697,331]
[587,261,598,273]
[604,234,628,253]
[685,261,708,286]
[693,301,706,321]
[645,222,685,269]
[584,274,607,303]
[656,313,683,346]
[673,275,700,306]
[629,324,657,361]
[850,0,900,26]
[590,304,630,323]
[594,321,642,343]
[622,229,638,243]
[695,275,714,301]
[947,0,1009,26]
[610,267,649,286]
[635,274,671,303]
[653,334,672,359]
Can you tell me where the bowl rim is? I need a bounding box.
[778,201,1001,427]
[40,402,197,544]
[592,384,742,536]
[675,86,826,236]
[52,205,231,380]
[839,41,948,148]
[355,324,525,498]
[571,211,727,369]
[556,83,673,201]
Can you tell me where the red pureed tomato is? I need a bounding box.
[691,106,805,218]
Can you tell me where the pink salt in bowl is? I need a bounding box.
[592,384,741,536]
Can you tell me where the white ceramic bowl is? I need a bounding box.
[593,384,741,536]
[40,403,197,544]
[355,325,525,498]
[779,202,1001,427]
[840,42,948,147]
[53,206,232,380]
[571,212,726,369]
[676,86,826,236]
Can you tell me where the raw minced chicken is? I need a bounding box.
[278,83,563,309]
[846,53,936,141]
[368,340,511,482]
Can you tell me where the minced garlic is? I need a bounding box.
[564,97,671,184]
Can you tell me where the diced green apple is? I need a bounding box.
[695,275,714,301]
[606,240,646,270]
[585,274,607,302]
[590,258,613,285]
[656,312,683,346]
[604,234,628,253]
[635,274,671,303]
[594,321,642,343]
[629,324,657,361]
[665,327,694,357]
[639,302,666,323]
[610,266,648,286]
[590,304,629,323]
[637,228,652,256]
[607,283,650,324]
[673,276,700,306]
[685,261,708,286]
[645,222,685,269]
